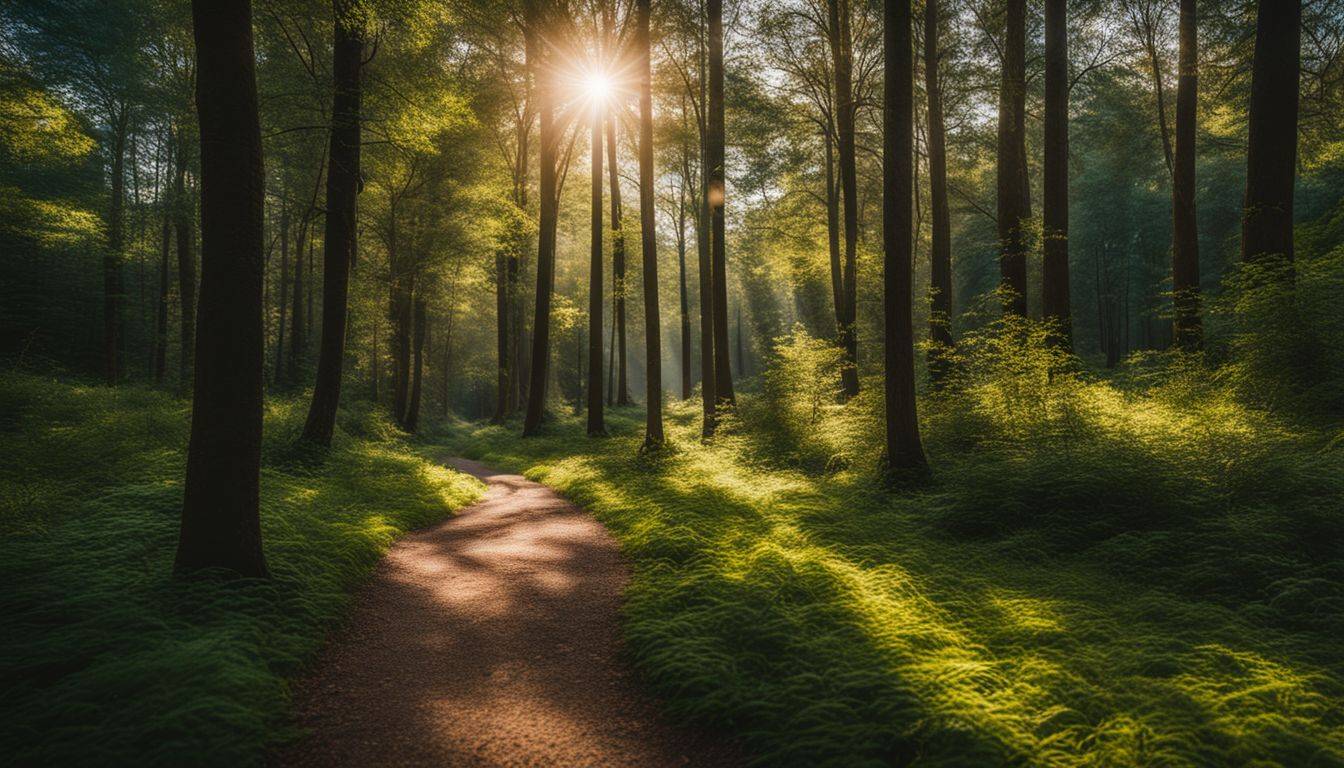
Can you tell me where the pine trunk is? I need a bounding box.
[175,0,268,578]
[997,0,1029,316]
[883,0,927,474]
[1171,0,1201,348]
[301,0,362,446]
[1240,0,1300,274]
[1042,0,1071,345]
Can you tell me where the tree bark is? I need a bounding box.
[104,108,128,385]
[175,0,268,578]
[1171,0,1201,348]
[883,0,926,475]
[1241,0,1300,274]
[587,99,606,436]
[1042,0,1071,346]
[828,0,860,398]
[174,124,197,393]
[636,0,664,449]
[523,3,558,437]
[708,0,734,406]
[924,0,953,377]
[606,110,632,405]
[678,161,692,400]
[301,0,363,446]
[404,297,426,432]
[997,0,1029,316]
[275,199,289,384]
[155,148,171,384]
[825,129,844,337]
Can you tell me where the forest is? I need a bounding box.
[1,0,1343,765]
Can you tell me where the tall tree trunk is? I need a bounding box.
[155,179,170,384]
[678,164,692,400]
[1171,0,1201,348]
[997,0,1029,316]
[883,0,927,475]
[828,0,860,398]
[523,9,558,437]
[175,0,268,578]
[696,9,716,434]
[588,99,606,436]
[636,0,664,448]
[1241,0,1300,274]
[302,0,363,446]
[174,124,197,393]
[404,297,426,432]
[924,0,953,377]
[288,215,305,382]
[493,245,510,422]
[708,0,734,406]
[825,129,844,336]
[275,200,289,384]
[1042,0,1071,346]
[606,110,632,405]
[105,109,128,385]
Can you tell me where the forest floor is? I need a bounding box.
[280,456,740,767]
[0,374,484,767]
[432,395,1344,767]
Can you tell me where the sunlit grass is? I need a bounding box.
[0,374,483,767]
[433,360,1344,766]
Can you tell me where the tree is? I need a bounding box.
[173,121,197,391]
[1241,0,1300,273]
[1171,0,1200,348]
[923,0,952,376]
[404,297,427,431]
[588,85,606,436]
[1042,0,1071,346]
[826,0,862,398]
[174,0,268,577]
[708,0,735,407]
[636,0,664,449]
[607,105,633,405]
[523,0,560,437]
[301,0,364,446]
[997,0,1029,316]
[882,0,925,475]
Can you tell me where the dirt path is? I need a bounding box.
[280,457,739,768]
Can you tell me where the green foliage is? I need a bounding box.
[1206,246,1344,415]
[0,374,483,767]
[434,313,1344,765]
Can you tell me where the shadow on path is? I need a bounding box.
[278,457,740,767]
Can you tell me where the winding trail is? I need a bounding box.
[280,457,739,768]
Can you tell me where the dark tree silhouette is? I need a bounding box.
[1241,0,1300,274]
[173,127,196,392]
[174,0,268,577]
[1171,0,1201,348]
[523,4,559,437]
[606,110,632,405]
[1042,0,1071,346]
[302,0,363,445]
[588,94,606,436]
[924,0,952,377]
[828,0,860,398]
[708,0,734,407]
[883,0,926,475]
[997,0,1029,316]
[637,0,664,449]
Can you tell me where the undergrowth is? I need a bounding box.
[0,374,483,767]
[433,297,1344,766]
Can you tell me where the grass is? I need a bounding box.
[431,366,1344,766]
[0,373,483,767]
